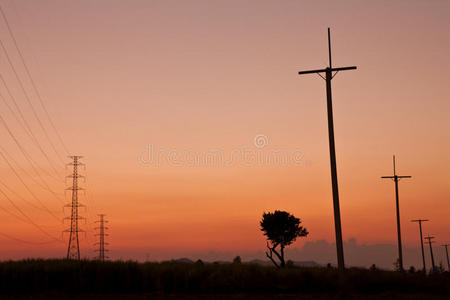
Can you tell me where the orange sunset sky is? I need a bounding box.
[0,0,449,268]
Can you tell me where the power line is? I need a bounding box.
[0,146,64,203]
[0,110,64,191]
[0,88,63,179]
[0,230,58,245]
[0,176,61,216]
[0,117,64,214]
[0,170,53,212]
[0,18,66,166]
[0,83,63,182]
[0,197,29,223]
[0,149,61,221]
[0,3,70,156]
[0,186,62,243]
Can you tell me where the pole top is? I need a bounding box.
[328,27,332,68]
[68,155,83,159]
[393,155,396,175]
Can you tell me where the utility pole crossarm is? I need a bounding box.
[298,66,357,75]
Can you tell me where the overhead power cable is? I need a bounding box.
[0,3,70,156]
[0,112,64,195]
[0,88,63,179]
[0,187,63,243]
[0,20,66,166]
[0,149,62,221]
[0,75,63,181]
[0,145,64,202]
[0,230,59,245]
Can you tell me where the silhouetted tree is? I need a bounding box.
[260,210,308,268]
[233,256,242,264]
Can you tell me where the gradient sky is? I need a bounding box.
[0,0,449,268]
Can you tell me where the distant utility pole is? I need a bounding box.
[381,155,411,271]
[64,156,85,260]
[297,28,356,275]
[95,214,109,261]
[411,219,429,272]
[425,236,436,272]
[442,244,450,272]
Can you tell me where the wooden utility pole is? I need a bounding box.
[425,236,436,272]
[442,244,450,272]
[411,219,429,272]
[381,155,411,271]
[298,28,356,274]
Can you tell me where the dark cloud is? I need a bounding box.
[286,238,445,270]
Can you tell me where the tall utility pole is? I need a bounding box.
[411,219,429,272]
[64,156,85,260]
[425,236,436,272]
[95,214,109,261]
[381,155,411,271]
[442,244,450,272]
[297,28,356,275]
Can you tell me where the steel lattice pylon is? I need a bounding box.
[64,156,85,260]
[94,214,109,261]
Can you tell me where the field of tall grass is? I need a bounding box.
[0,259,448,298]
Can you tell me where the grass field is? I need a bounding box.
[0,259,448,299]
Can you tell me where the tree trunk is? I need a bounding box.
[280,245,285,267]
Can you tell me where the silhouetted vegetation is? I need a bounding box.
[260,210,308,268]
[0,259,449,297]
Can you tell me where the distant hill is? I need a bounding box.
[171,258,194,264]
[247,259,321,267]
[168,258,321,267]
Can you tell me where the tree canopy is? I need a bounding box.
[260,210,308,268]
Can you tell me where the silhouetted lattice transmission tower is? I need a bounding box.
[95,214,109,261]
[64,156,85,260]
